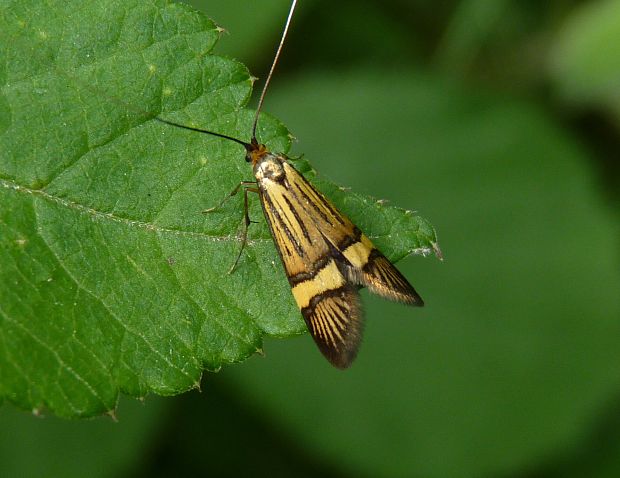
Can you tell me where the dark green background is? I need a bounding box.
[2,0,619,477]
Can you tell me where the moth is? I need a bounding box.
[158,0,424,368]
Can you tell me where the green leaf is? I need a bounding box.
[0,0,438,418]
[184,0,297,64]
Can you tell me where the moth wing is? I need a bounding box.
[300,283,362,369]
[339,236,424,306]
[257,162,363,368]
[281,161,423,307]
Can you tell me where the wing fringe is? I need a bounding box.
[301,285,363,369]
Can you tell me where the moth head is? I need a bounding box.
[245,140,269,165]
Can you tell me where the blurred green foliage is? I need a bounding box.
[1,0,620,477]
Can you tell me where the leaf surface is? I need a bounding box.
[0,0,438,417]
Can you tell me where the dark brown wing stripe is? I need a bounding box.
[282,194,312,243]
[286,167,347,227]
[362,250,424,306]
[288,254,332,285]
[301,285,363,369]
[261,191,305,257]
[336,226,362,251]
[288,176,334,226]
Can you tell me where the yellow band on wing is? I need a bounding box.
[291,260,345,309]
[342,234,374,268]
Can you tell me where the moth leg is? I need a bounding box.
[202,180,257,214]
[228,186,260,274]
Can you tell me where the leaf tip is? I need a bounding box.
[106,409,118,422]
[432,241,444,260]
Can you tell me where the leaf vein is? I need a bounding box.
[153,236,257,356]
[1,177,267,243]
[0,305,103,414]
[30,196,199,392]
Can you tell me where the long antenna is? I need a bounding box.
[251,0,298,142]
[154,117,251,150]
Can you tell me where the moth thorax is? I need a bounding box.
[253,154,285,182]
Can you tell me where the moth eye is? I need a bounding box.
[245,154,252,163]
